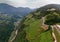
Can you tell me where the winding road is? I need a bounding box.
[8,20,21,42]
[42,17,57,42]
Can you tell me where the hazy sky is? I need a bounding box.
[0,0,60,9]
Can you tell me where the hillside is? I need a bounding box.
[14,12,53,42]
[0,4,60,42]
[13,7,53,42]
[0,13,22,42]
[13,4,60,42]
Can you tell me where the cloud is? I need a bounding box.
[8,0,50,8]
[46,0,60,4]
[0,0,60,9]
[9,0,27,4]
[0,0,8,3]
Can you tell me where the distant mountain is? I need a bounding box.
[0,3,32,16]
[17,7,32,16]
[34,4,60,18]
[38,4,60,11]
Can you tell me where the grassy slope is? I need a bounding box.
[24,15,53,42]
[13,12,53,42]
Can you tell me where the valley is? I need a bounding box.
[0,3,60,42]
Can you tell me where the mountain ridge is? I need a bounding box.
[0,3,32,16]
[38,4,60,11]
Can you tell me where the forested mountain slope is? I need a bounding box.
[0,13,21,42]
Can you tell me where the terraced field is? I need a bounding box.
[13,13,53,42]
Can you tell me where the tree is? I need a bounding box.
[44,13,60,25]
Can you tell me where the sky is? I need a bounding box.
[0,0,60,9]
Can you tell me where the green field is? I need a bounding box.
[13,14,53,42]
